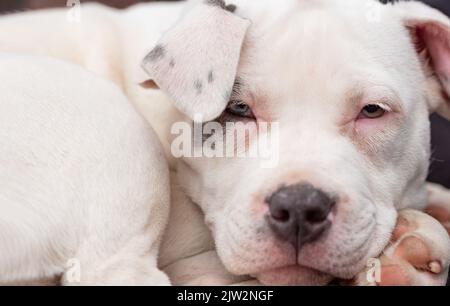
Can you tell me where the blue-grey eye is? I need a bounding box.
[360,104,386,119]
[226,101,255,119]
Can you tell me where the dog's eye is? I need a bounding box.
[359,104,386,119]
[226,101,255,119]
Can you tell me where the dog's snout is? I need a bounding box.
[266,183,335,249]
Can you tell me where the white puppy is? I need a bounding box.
[0,55,170,285]
[1,0,450,286]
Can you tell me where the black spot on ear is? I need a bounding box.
[194,80,203,95]
[205,0,237,12]
[208,70,215,83]
[169,58,175,68]
[225,4,237,13]
[205,0,226,9]
[144,44,166,62]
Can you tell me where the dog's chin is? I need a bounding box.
[255,265,334,286]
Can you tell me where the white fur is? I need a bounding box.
[0,0,450,285]
[0,55,170,285]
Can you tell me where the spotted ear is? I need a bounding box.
[141,0,250,122]
[395,1,450,120]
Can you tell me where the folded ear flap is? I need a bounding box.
[141,0,250,122]
[395,1,450,120]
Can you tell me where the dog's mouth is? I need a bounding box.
[247,241,372,285]
[253,264,334,286]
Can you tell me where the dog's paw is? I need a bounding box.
[352,209,450,286]
[62,258,172,286]
[142,268,172,286]
[426,183,450,235]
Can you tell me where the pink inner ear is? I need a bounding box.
[418,22,450,82]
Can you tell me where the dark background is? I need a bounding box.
[0,0,449,189]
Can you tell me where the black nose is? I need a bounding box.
[266,183,335,249]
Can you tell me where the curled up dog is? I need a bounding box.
[1,0,450,285]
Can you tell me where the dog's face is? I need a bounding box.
[142,0,450,285]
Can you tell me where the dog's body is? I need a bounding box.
[0,54,171,285]
[0,1,239,285]
[1,0,450,285]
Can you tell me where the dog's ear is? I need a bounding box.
[140,0,250,122]
[395,1,450,120]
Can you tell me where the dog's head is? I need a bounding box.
[141,0,450,285]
